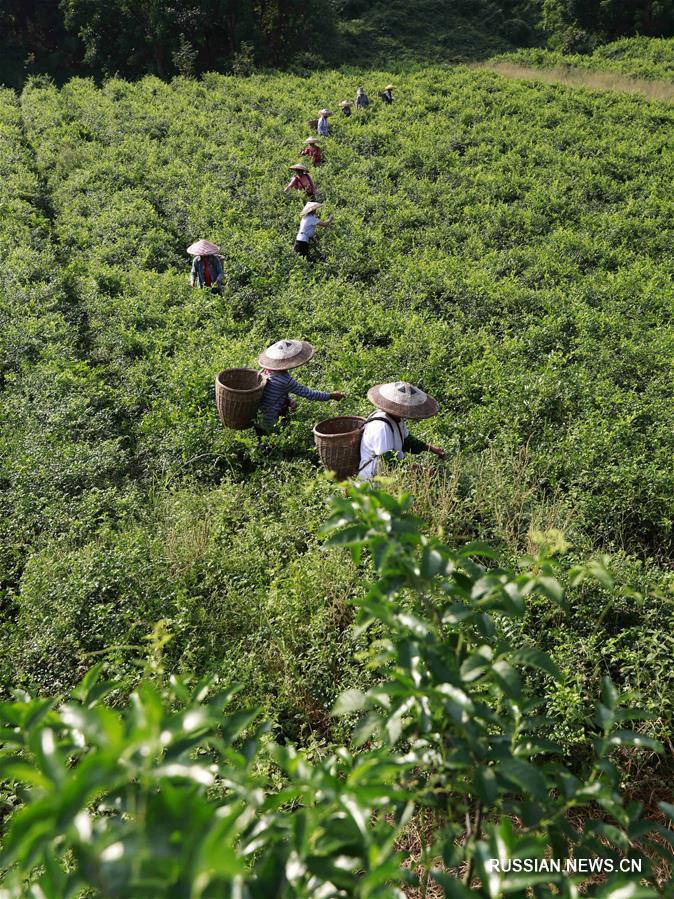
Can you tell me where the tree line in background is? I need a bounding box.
[0,0,673,86]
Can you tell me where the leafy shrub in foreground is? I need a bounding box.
[1,486,672,897]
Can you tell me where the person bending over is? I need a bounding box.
[359,381,444,480]
[301,137,322,166]
[256,339,344,434]
[283,163,316,198]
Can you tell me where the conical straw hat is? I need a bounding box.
[385,84,394,91]
[258,339,315,371]
[367,381,439,420]
[339,100,352,107]
[187,239,220,256]
[319,108,332,115]
[304,137,319,144]
[301,201,322,216]
[289,163,309,172]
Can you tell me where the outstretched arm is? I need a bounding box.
[287,376,343,402]
[403,434,445,457]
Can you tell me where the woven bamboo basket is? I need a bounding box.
[307,118,319,129]
[215,368,265,430]
[313,416,366,479]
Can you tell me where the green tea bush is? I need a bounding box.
[1,487,672,897]
[0,88,127,623]
[1,65,673,764]
[494,37,674,81]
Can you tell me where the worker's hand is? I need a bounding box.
[427,444,445,458]
[331,391,345,401]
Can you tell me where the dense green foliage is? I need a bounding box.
[2,0,674,87]
[540,0,674,52]
[1,486,672,897]
[1,63,673,770]
[497,36,674,80]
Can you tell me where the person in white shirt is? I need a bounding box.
[359,381,445,481]
[294,201,333,258]
[317,108,332,136]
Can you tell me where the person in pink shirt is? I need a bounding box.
[300,137,322,166]
[283,163,316,199]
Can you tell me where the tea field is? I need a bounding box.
[497,36,674,82]
[1,65,673,760]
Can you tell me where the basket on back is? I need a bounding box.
[307,118,319,130]
[313,416,366,479]
[215,369,265,430]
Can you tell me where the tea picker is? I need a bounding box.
[317,108,332,136]
[379,84,394,104]
[293,201,333,259]
[312,382,444,481]
[187,239,223,292]
[255,339,344,435]
[301,137,322,166]
[283,163,316,198]
[355,86,369,110]
[358,381,444,480]
[339,100,353,117]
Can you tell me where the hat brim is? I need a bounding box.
[258,340,315,371]
[367,384,439,420]
[289,164,308,171]
[187,239,221,256]
[385,85,394,91]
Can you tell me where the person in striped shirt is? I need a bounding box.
[255,339,344,434]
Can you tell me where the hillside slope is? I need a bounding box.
[494,36,674,81]
[331,0,515,67]
[1,66,673,751]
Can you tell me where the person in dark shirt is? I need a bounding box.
[355,86,369,111]
[187,239,223,292]
[380,84,394,104]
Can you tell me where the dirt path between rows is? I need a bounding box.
[476,61,674,104]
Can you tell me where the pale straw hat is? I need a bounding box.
[186,238,220,256]
[258,339,315,371]
[367,381,439,420]
[319,108,332,116]
[385,84,394,91]
[301,201,322,216]
[304,137,319,144]
[289,163,309,172]
[339,100,352,107]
